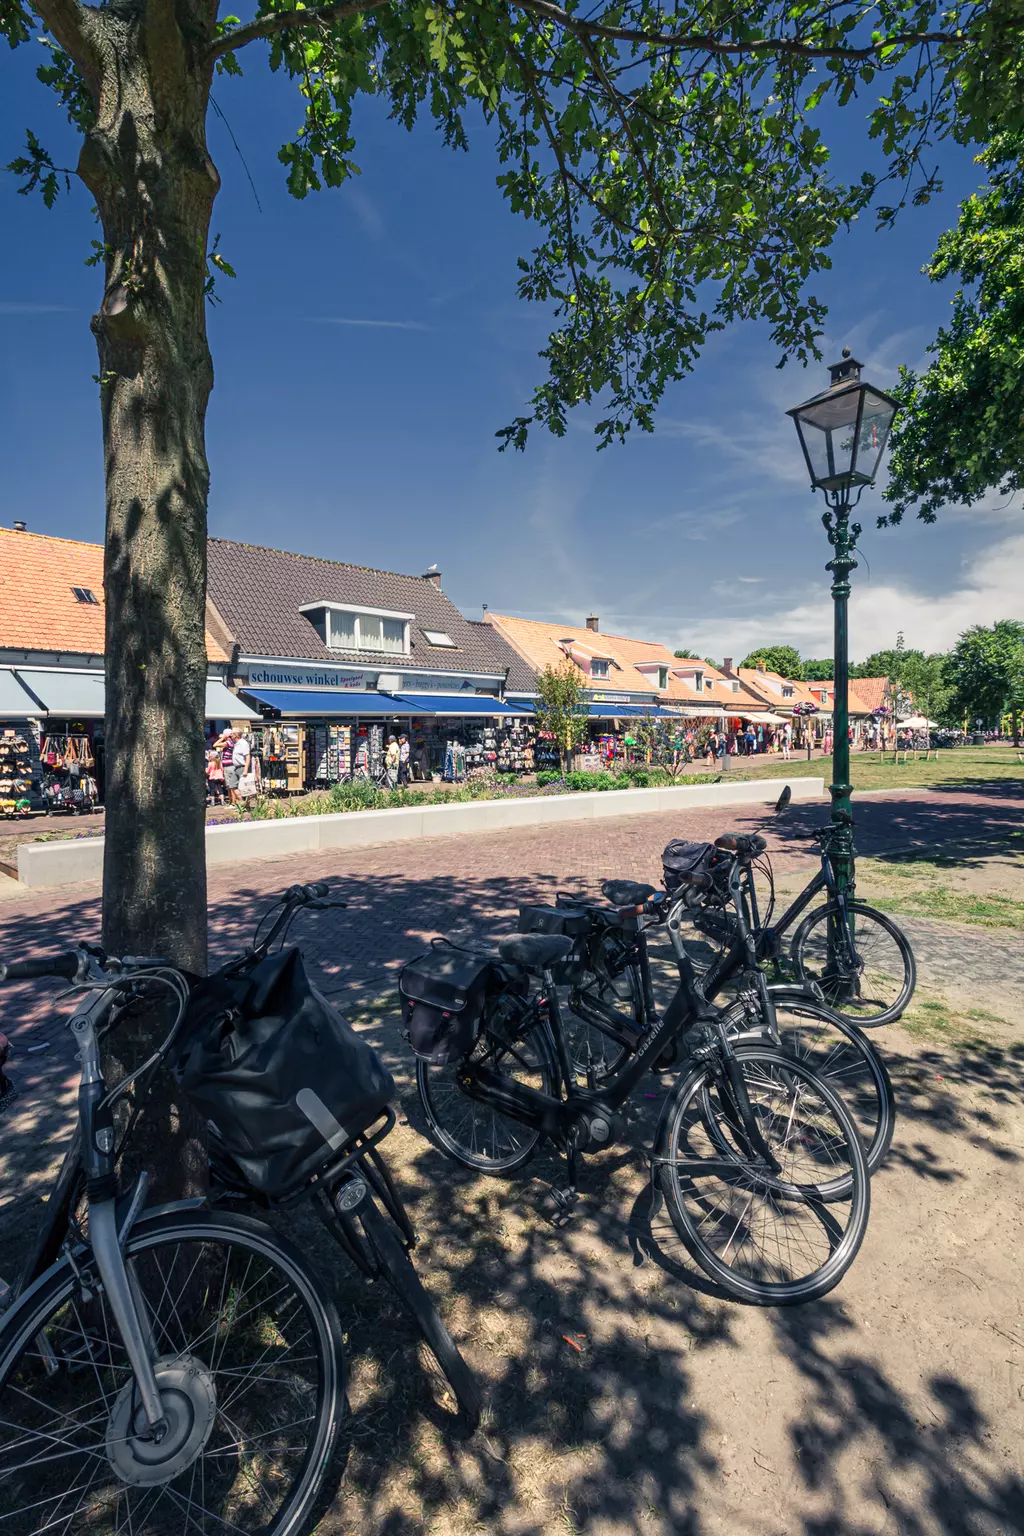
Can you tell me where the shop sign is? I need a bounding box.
[243,662,369,689]
[590,692,632,703]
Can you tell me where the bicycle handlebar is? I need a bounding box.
[0,953,81,982]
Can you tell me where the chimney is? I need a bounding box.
[12,521,26,533]
[757,661,766,673]
[422,567,442,589]
[586,614,599,633]
[722,656,733,675]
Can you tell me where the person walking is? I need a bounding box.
[744,725,756,756]
[229,729,251,806]
[705,729,718,768]
[398,733,411,786]
[781,722,792,761]
[206,735,227,804]
[385,734,400,788]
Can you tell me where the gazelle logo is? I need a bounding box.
[295,1088,350,1150]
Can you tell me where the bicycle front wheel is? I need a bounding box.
[658,1046,871,1305]
[358,1199,482,1431]
[730,999,895,1176]
[792,900,916,1026]
[0,1207,345,1535]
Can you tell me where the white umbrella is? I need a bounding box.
[899,714,936,729]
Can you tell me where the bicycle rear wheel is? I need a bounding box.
[658,1046,870,1305]
[417,993,555,1173]
[792,900,915,1026]
[0,1207,345,1535]
[357,1199,482,1431]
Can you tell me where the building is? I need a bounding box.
[204,540,531,784]
[0,527,254,802]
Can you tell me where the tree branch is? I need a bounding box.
[208,0,391,59]
[30,0,102,94]
[513,0,971,62]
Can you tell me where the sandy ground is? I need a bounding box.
[1,790,1022,1532]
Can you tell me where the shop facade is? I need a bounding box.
[205,540,538,788]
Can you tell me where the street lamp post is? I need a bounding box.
[787,350,898,897]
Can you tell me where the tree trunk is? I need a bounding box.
[78,6,217,975]
[74,6,218,1198]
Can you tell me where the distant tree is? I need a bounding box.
[534,660,589,772]
[802,658,834,680]
[741,645,802,678]
[703,658,720,670]
[945,621,1024,733]
[1006,648,1024,745]
[674,649,700,660]
[853,644,925,681]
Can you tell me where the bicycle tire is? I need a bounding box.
[0,1206,345,1536]
[729,999,895,1177]
[417,996,556,1173]
[357,1199,482,1431]
[791,900,916,1026]
[657,1045,871,1305]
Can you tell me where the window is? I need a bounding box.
[301,601,411,655]
[72,586,99,605]
[782,685,794,698]
[591,659,610,679]
[423,629,457,648]
[658,667,668,691]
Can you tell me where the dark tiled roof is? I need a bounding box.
[466,620,539,694]
[206,540,503,677]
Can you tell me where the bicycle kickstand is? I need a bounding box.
[547,1150,579,1228]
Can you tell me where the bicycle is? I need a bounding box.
[409,891,871,1307]
[672,788,916,1026]
[546,843,895,1176]
[0,884,479,1535]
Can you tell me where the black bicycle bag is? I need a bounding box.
[176,946,395,1201]
[662,839,730,896]
[399,945,495,1065]
[516,904,591,938]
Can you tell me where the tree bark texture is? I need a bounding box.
[76,0,219,974]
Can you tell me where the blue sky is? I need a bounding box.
[2,34,1021,665]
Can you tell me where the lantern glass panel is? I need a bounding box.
[855,387,897,483]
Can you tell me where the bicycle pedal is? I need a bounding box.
[543,1185,578,1227]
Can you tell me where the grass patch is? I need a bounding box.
[871,888,1024,930]
[899,995,1005,1047]
[705,745,1024,794]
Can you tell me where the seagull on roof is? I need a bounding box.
[426,562,438,572]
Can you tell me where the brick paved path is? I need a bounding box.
[1,782,1020,1225]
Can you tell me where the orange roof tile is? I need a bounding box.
[0,528,229,663]
[847,676,889,713]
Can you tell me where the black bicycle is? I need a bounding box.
[0,884,479,1536]
[674,789,916,1026]
[547,844,895,1177]
[408,890,871,1307]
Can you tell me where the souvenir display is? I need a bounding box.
[0,731,33,819]
[39,734,98,815]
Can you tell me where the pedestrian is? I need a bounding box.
[718,731,729,772]
[398,733,411,786]
[221,730,242,805]
[705,730,718,768]
[385,734,400,788]
[230,729,252,805]
[781,722,792,761]
[206,735,226,804]
[744,725,756,756]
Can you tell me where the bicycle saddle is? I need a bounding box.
[714,833,767,856]
[497,934,575,971]
[601,880,657,907]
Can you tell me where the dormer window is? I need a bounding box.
[423,629,456,648]
[300,601,412,655]
[782,685,794,698]
[591,658,610,679]
[72,586,99,605]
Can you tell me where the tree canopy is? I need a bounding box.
[741,644,802,678]
[944,620,1024,725]
[884,133,1024,523]
[802,658,834,680]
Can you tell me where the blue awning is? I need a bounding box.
[239,688,428,718]
[395,695,529,716]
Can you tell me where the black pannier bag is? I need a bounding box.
[399,945,495,1065]
[662,839,730,898]
[516,904,591,938]
[176,947,395,1201]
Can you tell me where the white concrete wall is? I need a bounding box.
[17,776,824,888]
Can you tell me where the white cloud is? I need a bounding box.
[670,532,1024,659]
[308,317,429,330]
[0,303,73,315]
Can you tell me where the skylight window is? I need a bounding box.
[423,629,457,648]
[72,586,99,605]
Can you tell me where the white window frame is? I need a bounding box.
[590,658,610,679]
[299,601,414,656]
